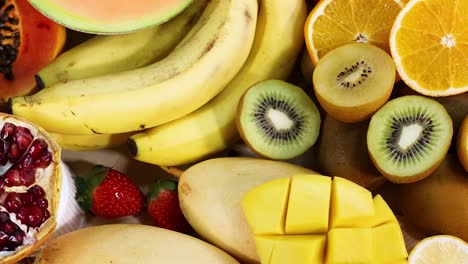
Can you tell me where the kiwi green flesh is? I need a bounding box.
[313,43,395,107]
[237,79,321,160]
[367,95,453,179]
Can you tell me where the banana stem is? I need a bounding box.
[160,166,185,178]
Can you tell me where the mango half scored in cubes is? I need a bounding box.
[241,174,408,264]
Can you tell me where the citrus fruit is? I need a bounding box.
[389,0,468,96]
[304,0,404,65]
[408,235,468,264]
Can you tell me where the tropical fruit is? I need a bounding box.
[28,0,194,34]
[390,0,468,96]
[395,155,468,242]
[236,80,321,160]
[367,95,453,183]
[313,43,396,123]
[35,224,240,264]
[241,174,408,263]
[457,115,468,172]
[0,0,65,103]
[178,157,316,263]
[317,114,387,190]
[0,113,62,264]
[48,131,135,151]
[304,0,404,65]
[408,235,468,264]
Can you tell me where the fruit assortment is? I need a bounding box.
[0,0,465,263]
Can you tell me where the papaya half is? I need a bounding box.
[0,0,65,104]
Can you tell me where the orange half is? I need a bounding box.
[390,0,468,96]
[304,0,404,66]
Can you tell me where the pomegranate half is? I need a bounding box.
[0,112,61,264]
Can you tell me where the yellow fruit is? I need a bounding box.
[408,235,468,264]
[330,176,374,228]
[457,115,468,172]
[304,0,403,65]
[242,174,408,263]
[35,224,240,264]
[285,174,331,234]
[241,178,291,235]
[389,0,468,96]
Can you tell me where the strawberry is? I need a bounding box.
[147,179,192,233]
[75,165,145,218]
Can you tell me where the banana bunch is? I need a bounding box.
[10,0,306,159]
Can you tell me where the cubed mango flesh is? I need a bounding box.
[372,222,408,263]
[241,177,290,235]
[330,177,374,228]
[327,228,373,264]
[285,174,331,234]
[255,235,326,264]
[241,174,408,264]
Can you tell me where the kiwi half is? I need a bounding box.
[313,43,396,123]
[367,95,453,183]
[236,79,321,160]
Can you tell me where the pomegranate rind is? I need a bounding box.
[0,113,61,264]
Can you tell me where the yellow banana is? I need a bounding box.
[11,0,258,135]
[36,0,208,88]
[128,0,307,166]
[49,132,135,151]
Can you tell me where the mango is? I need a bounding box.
[241,174,408,264]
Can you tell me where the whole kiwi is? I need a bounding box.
[317,114,387,190]
[395,155,468,241]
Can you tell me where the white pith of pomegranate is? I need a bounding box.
[0,115,61,262]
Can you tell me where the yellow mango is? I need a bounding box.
[285,174,332,234]
[256,235,326,264]
[327,228,373,264]
[366,195,397,228]
[330,176,374,228]
[241,177,291,235]
[372,222,408,263]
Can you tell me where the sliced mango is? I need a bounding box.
[327,228,373,264]
[285,174,331,234]
[256,235,326,264]
[330,177,374,228]
[241,177,290,235]
[372,222,408,263]
[366,195,397,228]
[241,174,408,264]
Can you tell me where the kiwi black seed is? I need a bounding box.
[313,42,395,123]
[236,79,321,160]
[367,95,453,184]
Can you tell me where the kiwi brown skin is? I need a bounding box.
[456,115,468,172]
[317,114,387,190]
[394,155,468,241]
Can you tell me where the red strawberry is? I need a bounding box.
[147,179,192,233]
[75,165,145,218]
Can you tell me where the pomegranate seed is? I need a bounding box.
[0,231,8,247]
[34,198,48,210]
[27,139,48,159]
[1,123,16,141]
[19,167,36,187]
[21,192,34,205]
[4,193,23,212]
[24,206,43,228]
[42,210,50,222]
[0,141,6,166]
[3,167,36,187]
[0,221,17,235]
[17,154,34,169]
[0,212,9,223]
[35,151,53,168]
[7,143,21,163]
[28,185,45,198]
[16,207,27,223]
[14,127,33,153]
[8,230,24,245]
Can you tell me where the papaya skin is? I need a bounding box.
[395,155,468,241]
